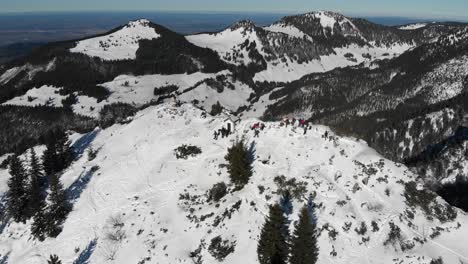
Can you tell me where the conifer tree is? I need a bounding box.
[31,204,48,241]
[46,173,71,237]
[225,138,252,187]
[6,155,29,222]
[257,203,289,264]
[27,148,45,217]
[289,203,319,264]
[42,129,73,176]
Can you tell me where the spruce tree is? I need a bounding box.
[257,203,289,264]
[225,139,252,187]
[46,173,71,237]
[42,129,73,176]
[42,131,58,176]
[6,155,29,222]
[31,204,48,241]
[289,204,319,264]
[27,148,45,217]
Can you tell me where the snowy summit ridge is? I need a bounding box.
[1,102,467,264]
[70,18,160,60]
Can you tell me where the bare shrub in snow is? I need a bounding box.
[208,182,228,202]
[355,221,367,235]
[208,236,236,261]
[175,144,202,159]
[383,222,403,249]
[105,215,126,243]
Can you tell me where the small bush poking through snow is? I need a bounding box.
[383,222,402,249]
[430,257,444,264]
[87,147,98,161]
[355,221,367,235]
[47,254,62,264]
[208,236,236,261]
[274,175,308,199]
[371,221,379,232]
[174,145,202,159]
[208,182,228,202]
[210,101,223,116]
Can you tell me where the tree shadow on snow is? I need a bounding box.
[73,239,97,264]
[0,195,10,235]
[72,129,99,158]
[67,167,97,205]
[248,141,256,164]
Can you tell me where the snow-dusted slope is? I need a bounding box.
[263,23,312,40]
[399,23,428,30]
[187,13,417,83]
[186,21,263,66]
[0,103,467,264]
[2,70,252,117]
[70,19,160,61]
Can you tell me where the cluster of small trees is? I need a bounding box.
[6,129,73,241]
[257,195,319,264]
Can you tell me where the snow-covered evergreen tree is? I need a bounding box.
[26,148,45,217]
[257,203,289,264]
[225,138,252,187]
[6,155,29,223]
[289,203,319,264]
[45,173,71,237]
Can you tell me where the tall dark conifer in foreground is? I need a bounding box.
[6,155,29,222]
[289,202,319,264]
[225,138,252,188]
[29,148,48,240]
[26,148,45,217]
[46,172,71,237]
[42,129,73,176]
[257,203,289,264]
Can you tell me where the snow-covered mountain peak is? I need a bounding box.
[126,18,152,28]
[229,19,257,31]
[69,18,160,61]
[277,11,361,38]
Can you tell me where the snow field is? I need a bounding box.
[0,103,466,263]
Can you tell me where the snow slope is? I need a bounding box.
[0,103,467,264]
[2,70,249,117]
[263,24,312,40]
[70,19,160,61]
[187,18,414,83]
[399,24,428,30]
[186,24,263,66]
[253,43,412,83]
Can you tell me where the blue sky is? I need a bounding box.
[2,0,468,19]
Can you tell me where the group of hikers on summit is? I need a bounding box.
[212,114,319,140]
